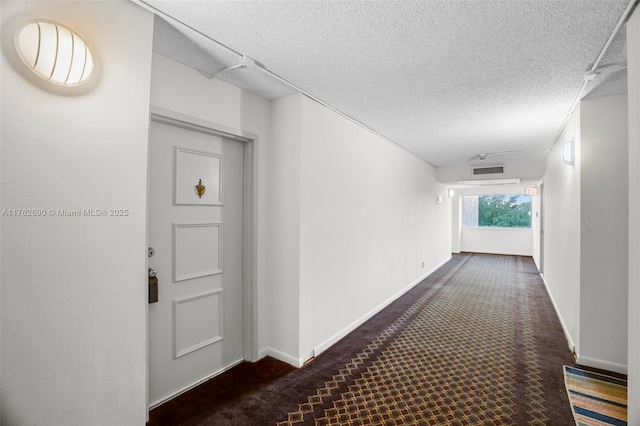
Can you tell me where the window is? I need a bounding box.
[462,195,532,228]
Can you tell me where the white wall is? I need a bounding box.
[627,8,640,424]
[149,54,273,357]
[541,107,581,354]
[298,96,452,358]
[579,94,628,371]
[542,93,630,373]
[461,228,533,256]
[150,54,454,370]
[267,95,303,364]
[451,193,462,253]
[1,2,154,424]
[269,94,452,364]
[531,184,542,269]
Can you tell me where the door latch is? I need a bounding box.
[148,268,158,303]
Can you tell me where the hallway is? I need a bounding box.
[149,253,577,425]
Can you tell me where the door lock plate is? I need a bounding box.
[149,268,158,303]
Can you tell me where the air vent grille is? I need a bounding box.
[472,165,505,175]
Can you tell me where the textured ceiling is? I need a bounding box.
[143,0,633,168]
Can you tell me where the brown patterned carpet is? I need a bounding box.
[148,253,576,425]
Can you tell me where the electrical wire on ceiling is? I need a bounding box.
[133,0,426,164]
[136,0,637,167]
[550,0,639,150]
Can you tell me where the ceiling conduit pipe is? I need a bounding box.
[249,62,419,160]
[134,0,425,163]
[550,0,640,149]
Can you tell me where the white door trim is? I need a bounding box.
[146,105,259,409]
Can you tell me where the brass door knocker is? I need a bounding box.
[195,179,206,198]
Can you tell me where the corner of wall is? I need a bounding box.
[627,7,640,425]
[539,274,575,353]
[579,93,629,369]
[266,93,304,362]
[1,1,154,424]
[451,194,462,253]
[540,105,581,357]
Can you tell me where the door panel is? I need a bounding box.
[148,121,244,406]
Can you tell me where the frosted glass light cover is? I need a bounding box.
[15,21,94,86]
[561,140,575,165]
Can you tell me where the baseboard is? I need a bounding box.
[577,355,628,375]
[257,347,270,360]
[260,347,305,368]
[533,256,541,272]
[148,357,244,409]
[313,255,452,357]
[539,273,575,353]
[538,275,628,377]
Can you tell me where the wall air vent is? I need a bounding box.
[472,165,505,175]
[457,178,520,186]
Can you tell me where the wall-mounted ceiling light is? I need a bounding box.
[14,21,94,87]
[561,139,575,165]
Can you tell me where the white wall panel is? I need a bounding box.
[461,228,533,256]
[173,223,223,281]
[541,107,582,354]
[297,95,452,360]
[542,93,630,374]
[579,94,628,372]
[173,290,223,358]
[1,2,154,424]
[531,186,542,270]
[267,95,303,362]
[627,8,640,424]
[174,148,223,206]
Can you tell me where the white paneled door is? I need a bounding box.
[148,120,244,407]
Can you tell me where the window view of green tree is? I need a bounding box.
[477,195,531,228]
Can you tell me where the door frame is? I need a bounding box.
[146,105,259,410]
